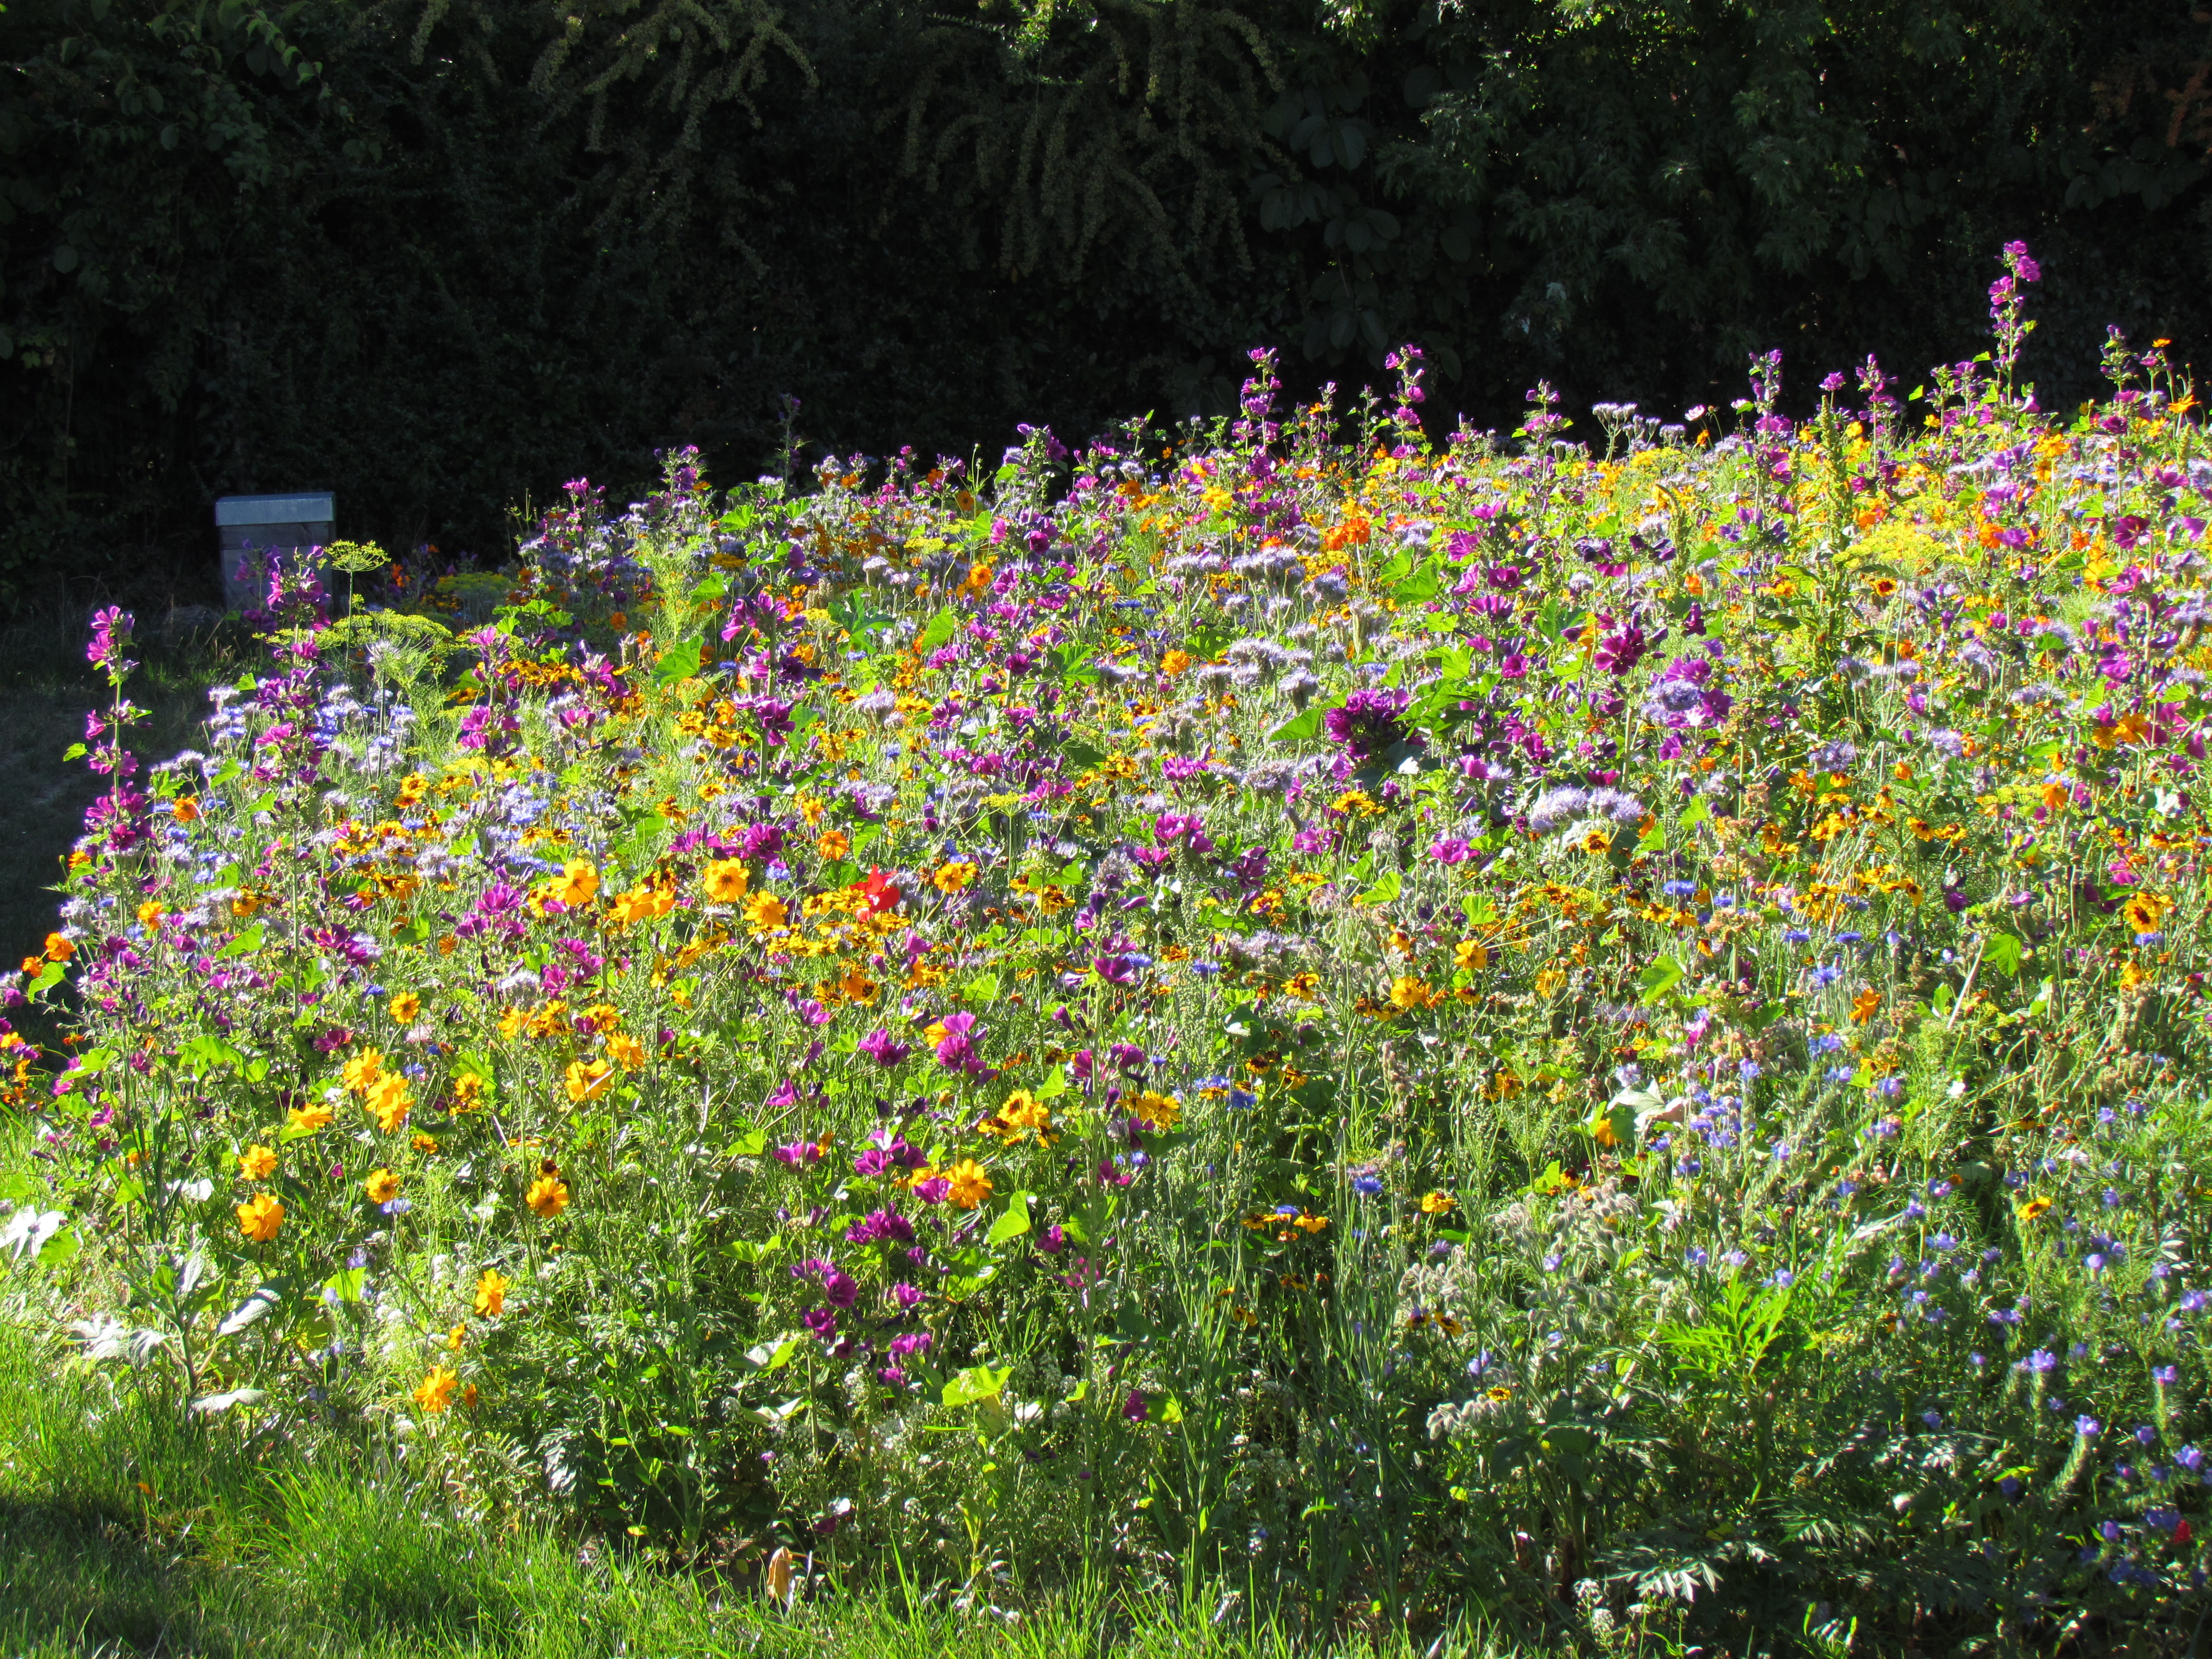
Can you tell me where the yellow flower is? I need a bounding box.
[744,892,789,934]
[364,1168,401,1204]
[931,861,978,895]
[1419,1189,1456,1215]
[450,1073,485,1113]
[447,1323,467,1352]
[367,1074,413,1133]
[389,992,422,1024]
[235,1193,284,1242]
[606,1032,647,1070]
[287,1101,333,1134]
[413,1366,460,1415]
[944,1159,992,1209]
[526,1167,570,1219]
[474,1269,509,1317]
[1389,975,1438,1012]
[1453,940,1488,972]
[1160,649,1195,677]
[2124,891,2171,934]
[136,900,165,930]
[1534,968,1566,999]
[702,860,751,905]
[172,795,201,823]
[565,1059,613,1103]
[342,1049,385,1096]
[2019,1196,2053,1221]
[1291,1211,1329,1235]
[816,829,850,860]
[237,1144,279,1181]
[412,1133,440,1155]
[1283,971,1320,1000]
[611,882,675,925]
[552,859,600,908]
[1131,1091,1182,1131]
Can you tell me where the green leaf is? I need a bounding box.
[963,973,1001,1006]
[942,1365,1013,1408]
[1358,869,1402,905]
[1268,706,1328,742]
[985,1194,1032,1245]
[652,637,704,685]
[914,608,959,654]
[1637,956,1685,1005]
[1984,932,2023,977]
[1678,797,1711,832]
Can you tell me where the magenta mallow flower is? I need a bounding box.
[859,1027,910,1068]
[845,1209,916,1246]
[931,1011,988,1076]
[1594,625,1646,676]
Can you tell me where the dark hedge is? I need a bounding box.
[6,0,2212,605]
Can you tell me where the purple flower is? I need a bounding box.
[858,1027,910,1068]
[1322,689,1411,762]
[1123,1390,1149,1421]
[1594,626,1646,676]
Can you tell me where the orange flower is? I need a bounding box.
[413,1366,460,1415]
[236,1193,284,1242]
[551,859,600,908]
[364,1168,401,1204]
[1849,988,1882,1025]
[702,860,751,905]
[237,1144,278,1181]
[816,829,851,861]
[1419,1190,1456,1215]
[944,1159,992,1209]
[475,1269,510,1317]
[367,1075,413,1133]
[41,933,73,963]
[171,796,201,823]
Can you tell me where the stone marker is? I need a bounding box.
[215,493,334,612]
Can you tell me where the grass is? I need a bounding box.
[0,1320,1487,1657]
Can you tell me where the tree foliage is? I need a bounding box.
[5,0,2212,601]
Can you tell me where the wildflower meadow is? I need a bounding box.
[6,246,2212,1654]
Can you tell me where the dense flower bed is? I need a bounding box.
[10,248,2212,1647]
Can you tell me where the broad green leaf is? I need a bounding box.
[985,1194,1032,1245]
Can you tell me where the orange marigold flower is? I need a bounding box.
[42,933,73,963]
[1849,988,1882,1025]
[816,829,851,861]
